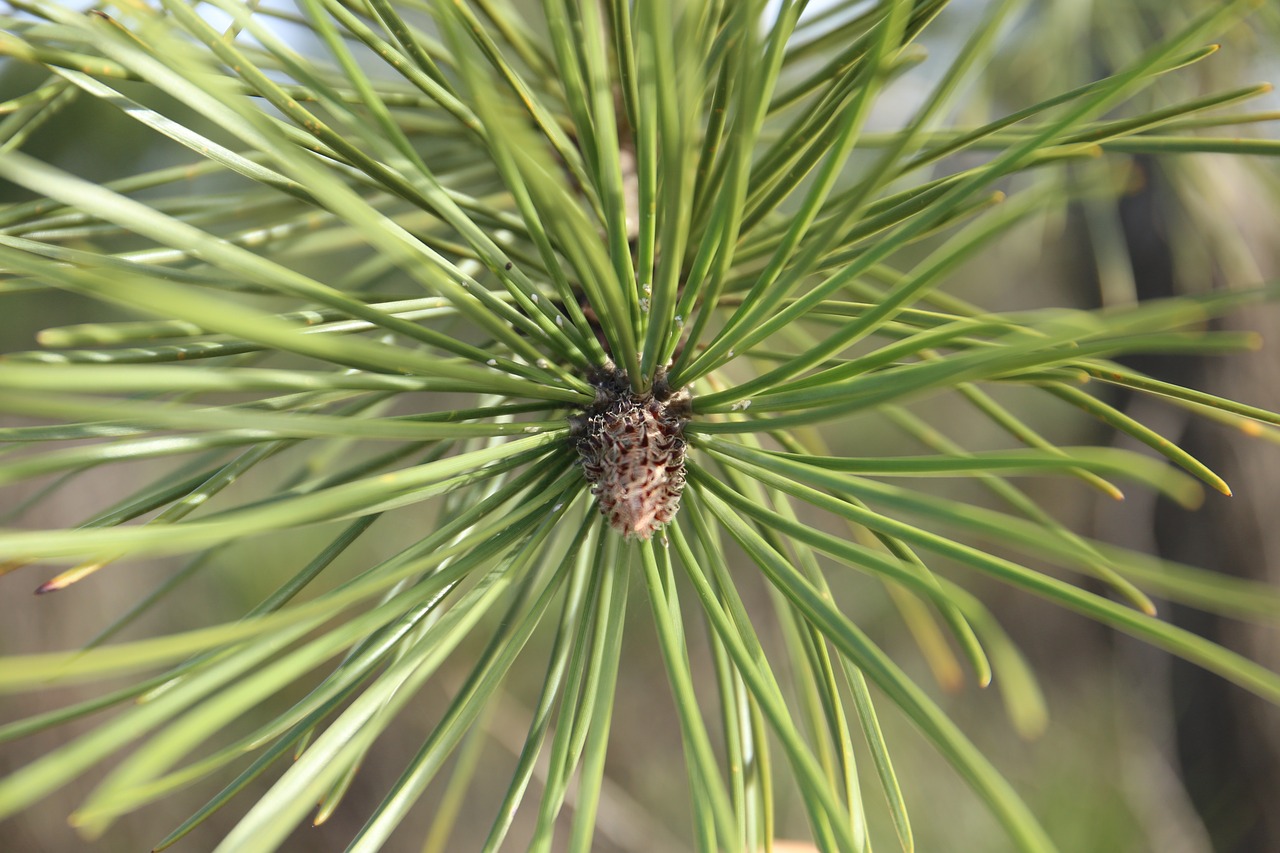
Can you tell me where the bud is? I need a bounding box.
[571,369,690,539]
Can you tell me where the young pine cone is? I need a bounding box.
[570,370,689,540]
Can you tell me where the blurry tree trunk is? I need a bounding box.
[1104,155,1280,853]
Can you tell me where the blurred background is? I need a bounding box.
[1,1,1278,851]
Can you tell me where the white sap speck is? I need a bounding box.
[487,359,498,366]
